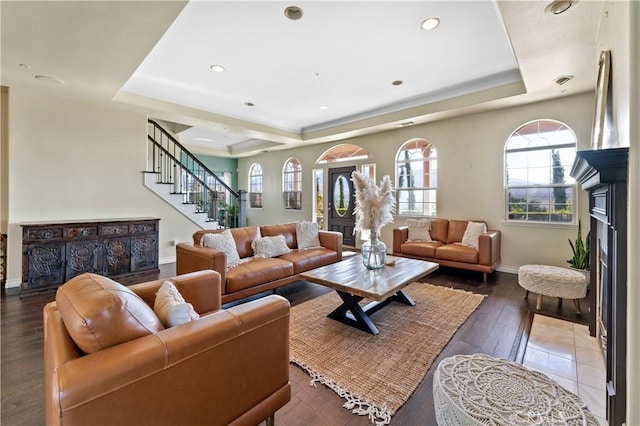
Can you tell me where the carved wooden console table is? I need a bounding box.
[21,218,159,296]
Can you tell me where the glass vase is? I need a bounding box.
[361,232,386,270]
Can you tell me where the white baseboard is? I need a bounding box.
[159,256,176,265]
[496,265,519,274]
[5,278,21,289]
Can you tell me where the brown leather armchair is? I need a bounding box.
[44,270,291,426]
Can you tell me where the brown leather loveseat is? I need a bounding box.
[176,223,343,304]
[393,219,501,281]
[44,270,291,425]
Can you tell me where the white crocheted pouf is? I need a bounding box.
[518,264,587,313]
[433,354,599,426]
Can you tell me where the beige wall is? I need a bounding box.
[5,88,199,287]
[1,86,8,234]
[239,92,594,273]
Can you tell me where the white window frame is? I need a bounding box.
[248,163,263,209]
[504,119,578,224]
[395,139,437,217]
[282,158,302,210]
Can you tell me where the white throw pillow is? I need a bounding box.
[252,234,291,258]
[296,221,321,249]
[460,221,487,249]
[406,219,432,242]
[201,230,241,266]
[154,281,199,328]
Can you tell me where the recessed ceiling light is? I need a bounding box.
[210,64,225,72]
[244,102,254,107]
[319,105,329,110]
[392,80,403,86]
[421,17,440,30]
[34,75,63,85]
[284,6,303,20]
[18,63,31,70]
[545,0,575,15]
[396,121,415,127]
[553,75,574,85]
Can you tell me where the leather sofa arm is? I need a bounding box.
[46,295,290,426]
[478,230,501,266]
[318,231,343,260]
[393,227,409,254]
[130,270,222,315]
[176,242,227,285]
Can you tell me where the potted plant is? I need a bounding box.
[567,219,590,285]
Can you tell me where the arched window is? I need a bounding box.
[505,119,577,223]
[283,158,302,210]
[316,144,371,164]
[248,163,263,208]
[396,139,437,216]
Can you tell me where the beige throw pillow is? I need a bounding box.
[460,221,487,249]
[201,230,241,266]
[406,219,432,242]
[252,234,291,258]
[154,281,200,328]
[296,221,321,249]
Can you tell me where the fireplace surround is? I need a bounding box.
[571,147,628,426]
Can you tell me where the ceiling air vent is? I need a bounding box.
[554,75,574,86]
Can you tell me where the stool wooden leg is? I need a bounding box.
[524,290,529,299]
[574,299,582,315]
[536,294,542,310]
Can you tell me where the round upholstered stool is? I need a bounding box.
[433,353,599,426]
[518,264,587,315]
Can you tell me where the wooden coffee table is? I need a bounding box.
[299,255,439,335]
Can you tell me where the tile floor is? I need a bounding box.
[523,314,607,425]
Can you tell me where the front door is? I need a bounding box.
[327,166,356,246]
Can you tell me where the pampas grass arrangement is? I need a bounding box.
[351,171,395,236]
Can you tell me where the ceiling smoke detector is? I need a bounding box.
[553,75,574,86]
[545,0,575,15]
[284,6,303,20]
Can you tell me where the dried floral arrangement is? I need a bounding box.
[351,171,395,236]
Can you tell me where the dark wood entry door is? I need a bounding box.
[327,166,356,246]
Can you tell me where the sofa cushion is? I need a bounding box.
[296,221,321,249]
[252,235,292,258]
[153,281,199,328]
[400,241,443,258]
[56,273,164,354]
[229,226,261,258]
[446,220,470,244]
[261,223,297,249]
[436,244,479,264]
[226,258,294,293]
[405,219,432,242]
[278,247,339,274]
[460,221,487,249]
[430,219,449,242]
[201,230,241,266]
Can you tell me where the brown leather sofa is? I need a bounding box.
[393,219,501,281]
[176,223,343,304]
[44,270,291,426]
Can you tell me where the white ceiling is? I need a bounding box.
[1,1,605,158]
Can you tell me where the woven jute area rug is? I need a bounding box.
[290,282,485,425]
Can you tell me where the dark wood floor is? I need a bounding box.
[1,264,588,426]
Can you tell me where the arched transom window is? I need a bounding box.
[396,139,437,216]
[505,119,577,223]
[283,158,302,210]
[248,163,263,208]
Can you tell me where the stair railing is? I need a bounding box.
[147,119,246,228]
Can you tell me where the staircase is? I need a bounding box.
[145,120,246,230]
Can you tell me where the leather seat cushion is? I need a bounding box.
[400,241,443,258]
[226,258,294,293]
[55,273,164,354]
[436,244,479,264]
[278,248,339,274]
